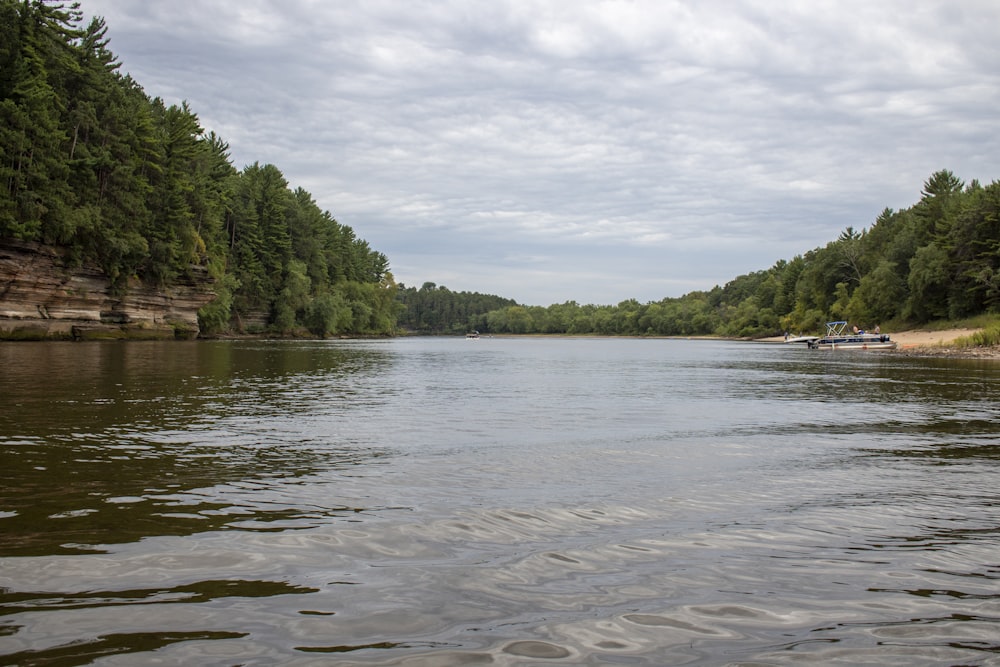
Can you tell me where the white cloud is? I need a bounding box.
[82,0,1000,305]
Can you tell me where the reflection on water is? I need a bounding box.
[0,630,249,667]
[1,338,1000,665]
[1,342,396,557]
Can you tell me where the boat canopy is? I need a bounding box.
[825,321,849,336]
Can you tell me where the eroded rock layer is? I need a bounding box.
[0,240,215,340]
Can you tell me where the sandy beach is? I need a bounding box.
[769,328,999,359]
[889,328,1000,358]
[888,328,978,348]
[769,328,976,346]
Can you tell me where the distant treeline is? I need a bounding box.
[1,0,397,336]
[395,283,517,334]
[397,171,1000,337]
[4,3,999,340]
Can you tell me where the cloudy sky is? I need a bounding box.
[81,1,999,306]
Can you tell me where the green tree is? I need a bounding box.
[836,226,866,285]
[274,259,311,333]
[846,260,906,325]
[1,0,396,338]
[906,243,950,320]
[916,169,963,241]
[305,290,352,337]
[0,0,82,241]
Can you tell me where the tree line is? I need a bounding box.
[1,0,397,336]
[408,171,1000,337]
[394,282,516,334]
[4,3,998,340]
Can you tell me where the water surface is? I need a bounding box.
[1,338,999,665]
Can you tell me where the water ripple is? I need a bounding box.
[3,339,1000,665]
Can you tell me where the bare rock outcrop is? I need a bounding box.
[0,239,216,340]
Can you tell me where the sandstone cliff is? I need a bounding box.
[0,239,216,340]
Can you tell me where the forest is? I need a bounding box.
[1,0,398,336]
[398,171,1000,338]
[4,2,999,340]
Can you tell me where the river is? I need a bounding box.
[1,337,999,665]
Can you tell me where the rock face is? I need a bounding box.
[0,239,216,340]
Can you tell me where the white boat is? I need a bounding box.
[789,321,896,350]
[466,331,480,339]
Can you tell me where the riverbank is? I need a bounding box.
[0,239,213,340]
[884,328,977,348]
[764,328,1000,359]
[890,328,1000,358]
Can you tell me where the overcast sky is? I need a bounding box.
[81,1,1000,306]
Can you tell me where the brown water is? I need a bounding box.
[1,338,999,665]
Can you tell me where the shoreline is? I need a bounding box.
[763,328,1000,359]
[5,328,998,358]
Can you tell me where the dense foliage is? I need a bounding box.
[395,282,517,334]
[0,0,397,336]
[468,172,1000,337]
[3,2,998,340]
